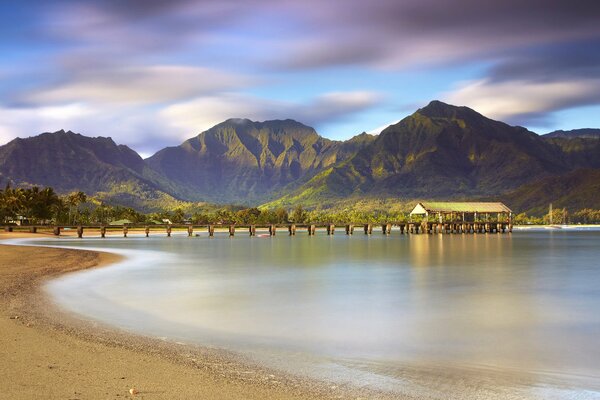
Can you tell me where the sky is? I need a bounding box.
[1,0,599,156]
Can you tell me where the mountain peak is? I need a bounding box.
[417,100,483,121]
[211,118,315,133]
[33,130,119,147]
[223,118,253,125]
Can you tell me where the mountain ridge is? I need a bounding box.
[265,101,574,208]
[1,101,599,214]
[544,128,600,139]
[0,129,182,211]
[145,118,374,203]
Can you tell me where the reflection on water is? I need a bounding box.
[41,230,600,398]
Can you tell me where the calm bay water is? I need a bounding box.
[34,230,600,398]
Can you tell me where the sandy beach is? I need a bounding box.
[0,232,394,400]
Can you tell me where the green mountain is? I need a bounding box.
[1,103,599,214]
[146,119,374,204]
[0,130,180,211]
[544,128,600,139]
[267,101,572,208]
[501,169,600,214]
[541,136,600,170]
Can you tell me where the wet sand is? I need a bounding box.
[0,232,398,400]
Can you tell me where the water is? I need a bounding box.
[29,230,600,398]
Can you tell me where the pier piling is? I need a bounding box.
[30,217,514,243]
[327,224,335,235]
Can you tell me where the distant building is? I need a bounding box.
[410,202,512,223]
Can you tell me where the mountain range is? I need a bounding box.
[544,128,600,139]
[1,101,599,214]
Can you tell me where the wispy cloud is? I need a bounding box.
[445,78,600,126]
[267,0,600,70]
[444,38,600,126]
[15,65,255,106]
[161,91,384,138]
[0,0,599,151]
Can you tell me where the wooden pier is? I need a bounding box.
[3,202,515,238]
[3,220,512,238]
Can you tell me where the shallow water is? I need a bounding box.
[32,230,600,398]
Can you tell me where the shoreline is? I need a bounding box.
[0,232,400,400]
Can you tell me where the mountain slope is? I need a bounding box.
[501,169,600,215]
[146,119,374,203]
[541,136,600,170]
[0,130,180,211]
[1,104,598,213]
[267,101,571,207]
[544,128,600,139]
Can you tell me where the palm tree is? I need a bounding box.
[0,185,25,223]
[66,191,87,225]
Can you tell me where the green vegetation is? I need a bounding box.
[501,169,600,215]
[0,185,61,224]
[512,208,600,225]
[3,184,600,226]
[145,119,375,204]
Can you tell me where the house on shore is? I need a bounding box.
[410,202,512,223]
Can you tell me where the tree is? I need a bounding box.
[275,208,289,223]
[29,187,60,222]
[192,212,210,224]
[66,191,87,225]
[172,208,185,223]
[215,209,235,224]
[291,205,307,223]
[235,208,261,224]
[0,185,25,223]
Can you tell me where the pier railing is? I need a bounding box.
[3,221,513,237]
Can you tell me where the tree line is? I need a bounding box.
[3,185,600,226]
[0,185,89,225]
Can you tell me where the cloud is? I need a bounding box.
[161,91,383,137]
[444,78,600,126]
[441,38,600,126]
[0,90,383,154]
[15,65,254,106]
[26,0,600,72]
[2,0,600,148]
[486,40,600,83]
[0,103,176,155]
[267,0,600,70]
[0,104,92,144]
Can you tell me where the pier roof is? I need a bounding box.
[410,202,512,215]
